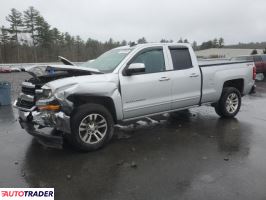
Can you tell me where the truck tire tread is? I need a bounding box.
[214,87,241,118]
[69,103,114,152]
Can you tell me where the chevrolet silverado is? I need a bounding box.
[14,43,256,151]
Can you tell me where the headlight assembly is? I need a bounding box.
[36,85,53,99]
[42,86,52,98]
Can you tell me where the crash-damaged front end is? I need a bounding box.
[16,108,71,148]
[13,64,102,148]
[14,92,72,148]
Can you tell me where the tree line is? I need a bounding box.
[0,7,127,63]
[0,7,226,63]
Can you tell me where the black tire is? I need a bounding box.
[69,103,114,151]
[214,105,223,116]
[263,73,266,78]
[214,87,241,118]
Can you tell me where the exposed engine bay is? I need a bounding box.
[14,60,102,148]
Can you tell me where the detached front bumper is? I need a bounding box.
[19,118,63,148]
[15,101,71,148]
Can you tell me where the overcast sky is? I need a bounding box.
[1,0,266,45]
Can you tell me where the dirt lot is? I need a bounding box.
[0,72,266,200]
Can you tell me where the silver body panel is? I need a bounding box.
[15,43,255,134]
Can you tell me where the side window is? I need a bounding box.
[169,48,193,70]
[131,49,165,74]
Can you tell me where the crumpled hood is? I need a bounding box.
[24,64,101,77]
[45,73,119,92]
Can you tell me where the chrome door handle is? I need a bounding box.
[189,73,199,78]
[159,77,170,81]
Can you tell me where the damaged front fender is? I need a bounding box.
[66,82,123,121]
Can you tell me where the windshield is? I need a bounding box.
[81,48,132,73]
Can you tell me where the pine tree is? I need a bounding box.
[178,38,183,43]
[6,8,23,43]
[6,8,24,61]
[137,37,147,44]
[213,38,218,48]
[0,26,10,45]
[0,27,9,62]
[23,6,40,61]
[192,41,197,50]
[121,40,127,46]
[35,15,52,48]
[75,35,83,61]
[51,28,62,45]
[64,32,75,59]
[251,49,258,55]
[218,38,224,47]
[50,28,62,58]
[0,26,12,63]
[86,38,101,59]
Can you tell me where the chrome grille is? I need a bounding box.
[16,81,36,110]
[16,98,35,109]
[22,86,35,95]
[21,81,36,95]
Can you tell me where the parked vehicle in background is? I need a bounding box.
[253,55,266,76]
[11,67,21,72]
[0,66,12,73]
[231,55,266,76]
[14,43,256,151]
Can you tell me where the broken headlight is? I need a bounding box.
[42,87,52,98]
[36,85,53,99]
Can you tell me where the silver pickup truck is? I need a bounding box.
[14,43,256,151]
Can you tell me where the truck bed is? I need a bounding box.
[199,60,255,104]
[198,59,252,67]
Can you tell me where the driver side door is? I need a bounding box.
[119,47,172,119]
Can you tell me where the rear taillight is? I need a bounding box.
[253,66,256,80]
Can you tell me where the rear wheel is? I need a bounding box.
[69,103,114,151]
[214,87,241,118]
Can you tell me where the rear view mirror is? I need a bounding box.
[125,63,145,75]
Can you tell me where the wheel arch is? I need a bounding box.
[223,79,244,95]
[67,94,119,123]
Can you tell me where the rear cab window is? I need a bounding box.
[168,47,193,70]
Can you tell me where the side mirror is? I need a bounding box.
[125,63,145,75]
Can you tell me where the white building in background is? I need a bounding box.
[196,48,264,58]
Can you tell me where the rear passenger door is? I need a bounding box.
[167,46,201,109]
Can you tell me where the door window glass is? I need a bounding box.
[131,49,165,74]
[169,48,193,70]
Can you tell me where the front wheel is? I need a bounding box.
[69,103,114,151]
[214,87,241,118]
